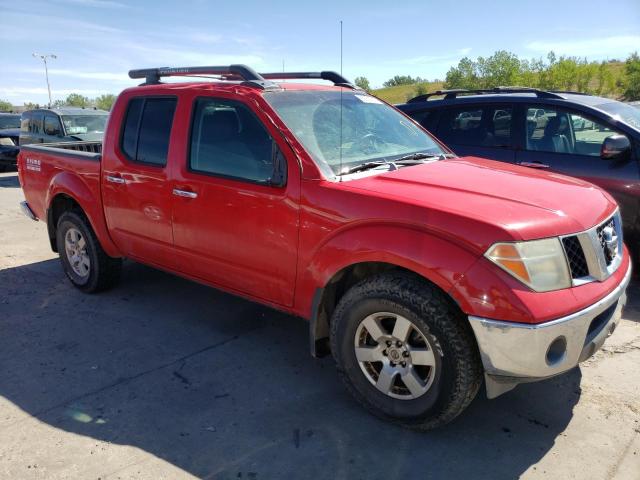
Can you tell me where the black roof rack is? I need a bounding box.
[260,71,356,88]
[407,87,564,103]
[128,64,357,89]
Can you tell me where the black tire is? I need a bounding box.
[330,271,482,430]
[56,210,122,293]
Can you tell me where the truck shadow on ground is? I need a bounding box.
[0,259,583,479]
[0,172,20,189]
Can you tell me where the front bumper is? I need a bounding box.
[469,260,631,398]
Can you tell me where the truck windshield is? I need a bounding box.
[264,90,445,177]
[0,115,20,130]
[61,115,108,135]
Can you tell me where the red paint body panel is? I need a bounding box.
[17,80,625,327]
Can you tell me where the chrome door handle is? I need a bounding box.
[173,188,198,199]
[105,175,126,184]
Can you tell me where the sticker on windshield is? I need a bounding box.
[354,94,383,104]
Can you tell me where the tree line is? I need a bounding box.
[0,93,117,112]
[355,50,640,101]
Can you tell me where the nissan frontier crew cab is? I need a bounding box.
[17,65,631,430]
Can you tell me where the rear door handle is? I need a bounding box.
[105,175,126,184]
[518,161,550,169]
[173,188,198,199]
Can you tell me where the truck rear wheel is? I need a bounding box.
[56,211,122,293]
[330,271,482,430]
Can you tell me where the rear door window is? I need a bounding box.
[438,106,512,147]
[29,113,43,133]
[120,97,177,166]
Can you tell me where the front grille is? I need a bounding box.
[596,218,617,266]
[562,236,589,278]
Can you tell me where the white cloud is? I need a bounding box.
[526,35,639,57]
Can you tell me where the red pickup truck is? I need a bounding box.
[18,65,631,429]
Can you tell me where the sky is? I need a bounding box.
[1,0,639,105]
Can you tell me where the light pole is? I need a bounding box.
[32,53,57,107]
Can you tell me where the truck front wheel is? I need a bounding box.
[330,271,482,430]
[56,211,122,293]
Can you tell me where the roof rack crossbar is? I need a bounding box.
[407,87,564,103]
[128,65,358,89]
[260,71,357,88]
[128,64,279,89]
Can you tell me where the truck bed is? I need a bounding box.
[18,141,103,225]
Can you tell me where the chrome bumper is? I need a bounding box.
[469,261,631,398]
[20,201,38,221]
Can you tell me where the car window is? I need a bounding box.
[438,106,512,147]
[61,115,107,135]
[525,107,627,157]
[0,115,20,129]
[44,114,62,136]
[189,98,277,183]
[28,113,43,134]
[20,113,30,132]
[120,97,176,166]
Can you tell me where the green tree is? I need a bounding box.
[622,52,640,100]
[24,102,40,110]
[444,57,479,89]
[354,77,371,92]
[95,94,117,111]
[476,50,521,88]
[383,75,422,87]
[65,93,90,107]
[0,99,13,112]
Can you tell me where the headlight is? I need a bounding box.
[0,137,15,146]
[485,238,571,292]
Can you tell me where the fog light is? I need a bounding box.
[546,336,567,365]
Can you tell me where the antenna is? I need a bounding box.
[339,20,343,181]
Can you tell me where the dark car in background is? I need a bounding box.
[0,112,21,171]
[19,107,109,146]
[397,89,640,249]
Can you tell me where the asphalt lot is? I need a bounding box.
[0,170,639,480]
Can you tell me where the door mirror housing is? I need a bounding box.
[601,134,631,160]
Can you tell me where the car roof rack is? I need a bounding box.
[260,71,357,88]
[407,87,565,103]
[128,64,357,89]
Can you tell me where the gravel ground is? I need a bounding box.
[0,171,638,480]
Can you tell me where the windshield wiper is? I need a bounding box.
[337,160,397,176]
[394,152,455,163]
[337,152,455,177]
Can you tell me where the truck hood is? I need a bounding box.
[0,128,21,138]
[342,156,616,244]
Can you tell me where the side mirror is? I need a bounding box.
[601,134,631,160]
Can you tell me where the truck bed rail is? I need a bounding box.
[20,141,102,161]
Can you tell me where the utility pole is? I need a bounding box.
[32,53,57,107]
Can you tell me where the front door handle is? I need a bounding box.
[519,161,550,169]
[173,188,198,199]
[105,175,126,184]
